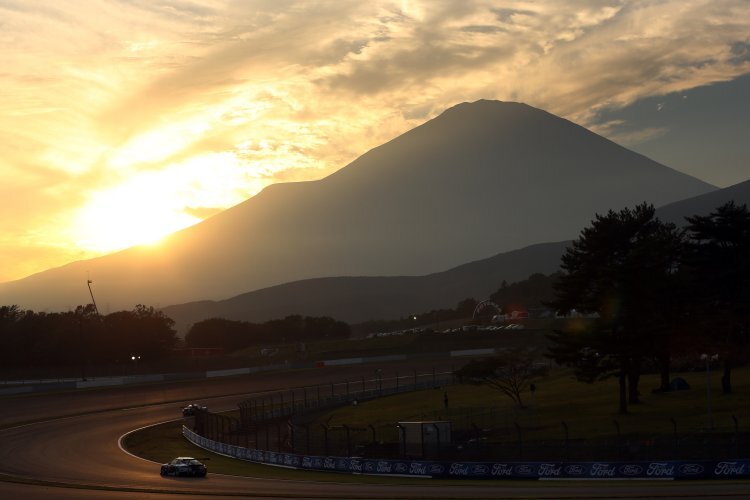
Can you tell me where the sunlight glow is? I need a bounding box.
[73,180,200,252]
[72,151,265,252]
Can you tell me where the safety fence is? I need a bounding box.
[194,409,748,462]
[193,370,454,455]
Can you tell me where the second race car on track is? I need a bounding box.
[182,403,207,416]
[160,457,207,477]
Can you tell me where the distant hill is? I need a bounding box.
[656,179,750,225]
[161,241,570,333]
[0,100,715,311]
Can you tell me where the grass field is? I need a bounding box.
[315,366,749,440]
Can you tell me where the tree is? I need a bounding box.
[547,203,683,413]
[684,201,750,394]
[102,305,176,361]
[489,272,559,312]
[455,350,547,409]
[456,297,478,317]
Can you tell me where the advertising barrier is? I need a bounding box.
[183,426,749,480]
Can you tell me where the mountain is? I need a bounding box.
[0,100,715,312]
[656,178,750,225]
[161,241,570,332]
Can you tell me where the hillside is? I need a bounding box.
[656,178,750,225]
[164,178,750,332]
[161,241,569,332]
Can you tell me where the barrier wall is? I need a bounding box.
[183,426,748,480]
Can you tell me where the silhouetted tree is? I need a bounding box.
[186,315,350,352]
[547,203,683,413]
[455,350,547,409]
[490,272,559,312]
[456,297,478,317]
[683,201,750,394]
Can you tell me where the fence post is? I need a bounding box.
[515,421,523,459]
[305,424,311,454]
[669,418,677,458]
[732,414,740,457]
[561,421,569,460]
[369,424,376,446]
[289,420,295,453]
[277,421,282,451]
[431,422,441,459]
[614,419,622,459]
[396,424,406,458]
[322,424,329,456]
[343,424,352,457]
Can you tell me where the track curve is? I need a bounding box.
[1,364,747,499]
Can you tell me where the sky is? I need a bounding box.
[1,0,749,283]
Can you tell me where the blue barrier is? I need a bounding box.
[183,426,748,480]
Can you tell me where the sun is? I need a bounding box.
[73,176,201,253]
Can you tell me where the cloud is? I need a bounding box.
[1,0,750,281]
[591,121,670,147]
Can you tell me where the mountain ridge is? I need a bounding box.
[163,178,750,333]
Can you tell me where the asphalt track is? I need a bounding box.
[0,362,747,499]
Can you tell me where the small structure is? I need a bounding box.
[396,421,451,459]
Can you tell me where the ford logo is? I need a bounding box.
[678,464,704,475]
[565,464,585,475]
[619,465,643,476]
[514,464,534,475]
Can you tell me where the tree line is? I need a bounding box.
[354,298,480,334]
[0,304,176,369]
[547,201,750,413]
[185,315,350,351]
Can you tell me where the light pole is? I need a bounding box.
[701,353,719,429]
[87,279,100,316]
[131,355,141,374]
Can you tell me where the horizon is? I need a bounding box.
[2,1,750,283]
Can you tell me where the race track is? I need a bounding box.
[1,363,747,499]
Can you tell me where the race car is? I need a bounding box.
[160,457,207,477]
[182,403,207,416]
